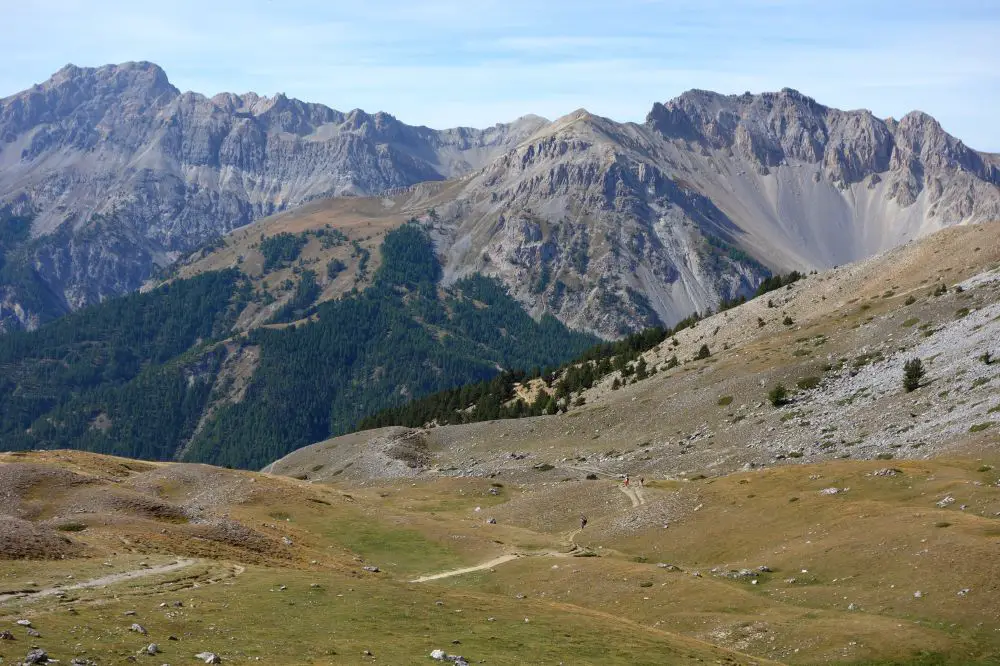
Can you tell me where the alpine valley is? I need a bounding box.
[0,62,998,469]
[2,61,1000,666]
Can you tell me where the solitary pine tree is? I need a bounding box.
[903,358,925,392]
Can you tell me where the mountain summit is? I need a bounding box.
[1,64,998,335]
[0,62,546,330]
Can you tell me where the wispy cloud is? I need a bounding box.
[2,0,998,149]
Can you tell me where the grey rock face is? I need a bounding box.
[2,66,998,338]
[429,91,998,336]
[0,62,547,331]
[435,110,768,336]
[645,89,1000,270]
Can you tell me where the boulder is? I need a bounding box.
[24,649,49,664]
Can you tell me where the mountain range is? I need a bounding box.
[2,61,999,336]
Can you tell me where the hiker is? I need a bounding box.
[624,475,630,488]
[580,514,588,529]
[639,476,644,487]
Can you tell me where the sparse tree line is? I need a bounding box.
[360,268,808,430]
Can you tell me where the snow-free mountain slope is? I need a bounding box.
[0,61,546,330]
[2,65,999,336]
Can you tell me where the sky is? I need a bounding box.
[2,0,999,150]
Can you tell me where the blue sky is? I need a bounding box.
[3,0,999,150]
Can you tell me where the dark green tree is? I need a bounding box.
[903,358,925,392]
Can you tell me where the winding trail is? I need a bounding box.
[0,558,199,605]
[411,481,649,583]
[0,559,246,606]
[409,554,522,583]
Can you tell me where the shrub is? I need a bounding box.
[903,358,925,392]
[981,352,995,365]
[585,473,598,480]
[955,307,970,318]
[694,344,711,360]
[796,376,821,390]
[782,315,794,326]
[876,453,894,460]
[932,283,947,296]
[534,463,555,472]
[768,384,789,406]
[717,395,734,406]
[904,295,916,305]
[969,422,994,433]
[326,258,347,280]
[55,522,87,532]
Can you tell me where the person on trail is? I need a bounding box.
[639,476,645,487]
[580,514,588,529]
[624,475,630,488]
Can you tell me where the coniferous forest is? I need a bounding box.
[0,223,597,469]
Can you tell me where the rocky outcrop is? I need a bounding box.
[428,91,999,337]
[642,88,1000,270]
[2,65,998,337]
[435,112,768,336]
[0,62,546,330]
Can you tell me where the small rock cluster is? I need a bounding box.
[430,649,471,665]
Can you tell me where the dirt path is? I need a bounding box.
[409,554,522,583]
[618,484,646,507]
[413,481,649,583]
[0,558,210,605]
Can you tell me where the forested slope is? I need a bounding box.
[185,224,597,468]
[0,224,596,468]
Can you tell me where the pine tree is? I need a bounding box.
[903,358,925,392]
[545,396,559,415]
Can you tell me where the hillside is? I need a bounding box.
[0,223,596,469]
[272,222,1000,482]
[2,226,999,665]
[3,444,999,662]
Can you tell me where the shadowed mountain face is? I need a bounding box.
[1,64,998,336]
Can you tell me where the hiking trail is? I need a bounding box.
[0,558,199,605]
